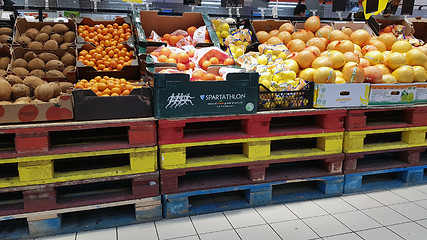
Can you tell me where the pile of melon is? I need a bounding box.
[0,75,72,104]
[16,24,75,50]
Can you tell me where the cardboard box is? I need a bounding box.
[8,46,77,83]
[0,94,73,124]
[333,21,376,36]
[373,16,415,36]
[415,83,427,103]
[313,83,370,108]
[154,66,259,118]
[75,17,135,44]
[369,84,417,105]
[408,18,427,42]
[13,18,77,49]
[251,19,291,33]
[72,70,152,121]
[137,11,217,48]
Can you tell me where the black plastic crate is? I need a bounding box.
[217,19,259,53]
[258,81,314,111]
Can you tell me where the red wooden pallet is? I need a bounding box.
[344,146,427,174]
[158,109,346,145]
[160,153,344,194]
[0,118,156,159]
[0,172,159,217]
[345,105,427,131]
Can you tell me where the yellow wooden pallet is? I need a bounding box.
[343,127,427,153]
[159,132,343,170]
[0,146,157,189]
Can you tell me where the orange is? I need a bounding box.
[189,62,195,70]
[111,93,120,96]
[215,76,224,81]
[192,70,205,79]
[178,53,189,63]
[166,58,177,64]
[224,58,234,65]
[97,82,107,91]
[169,35,179,45]
[159,48,171,57]
[90,86,98,93]
[117,64,123,70]
[209,57,219,65]
[202,60,211,70]
[187,26,197,37]
[169,52,179,61]
[203,73,216,81]
[75,82,84,89]
[163,34,171,41]
[158,55,168,63]
[187,49,195,58]
[122,89,130,96]
[96,91,103,96]
[111,87,122,95]
[177,63,186,71]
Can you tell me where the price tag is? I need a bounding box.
[123,0,143,3]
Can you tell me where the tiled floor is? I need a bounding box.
[35,185,427,240]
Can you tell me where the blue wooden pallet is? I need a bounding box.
[162,175,344,218]
[344,165,427,194]
[0,196,162,240]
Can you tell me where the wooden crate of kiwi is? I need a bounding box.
[13,18,76,51]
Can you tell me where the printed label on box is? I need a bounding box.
[314,83,369,108]
[369,84,417,105]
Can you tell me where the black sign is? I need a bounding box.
[401,0,415,15]
[184,0,201,6]
[332,0,347,12]
[365,0,379,14]
[221,0,244,7]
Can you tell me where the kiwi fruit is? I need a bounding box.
[0,27,12,36]
[64,31,76,43]
[14,96,31,104]
[63,65,75,75]
[53,24,69,34]
[35,83,54,101]
[11,83,30,100]
[35,33,50,43]
[28,41,43,50]
[59,82,73,93]
[43,40,58,50]
[12,67,29,78]
[40,25,53,35]
[45,70,65,78]
[50,34,63,45]
[28,58,45,71]
[46,60,64,71]
[29,69,45,78]
[23,76,44,89]
[0,44,8,57]
[12,58,28,69]
[49,82,61,97]
[0,35,11,43]
[0,79,11,101]
[60,42,72,50]
[24,28,39,40]
[24,51,37,62]
[38,53,59,63]
[61,53,75,67]
[17,36,31,47]
[0,56,10,69]
[6,75,23,85]
[0,69,6,77]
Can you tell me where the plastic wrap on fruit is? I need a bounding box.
[392,24,405,36]
[151,46,185,63]
[259,71,272,82]
[159,68,192,75]
[228,44,246,60]
[149,30,163,42]
[218,66,245,79]
[407,36,424,47]
[194,47,229,66]
[224,29,252,45]
[258,43,290,58]
[192,26,207,45]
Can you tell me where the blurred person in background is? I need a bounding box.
[294,3,307,17]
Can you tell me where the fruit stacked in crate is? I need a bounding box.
[343,106,427,193]
[159,108,347,218]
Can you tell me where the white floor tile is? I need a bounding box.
[190,212,232,234]
[414,199,427,210]
[223,208,265,228]
[390,188,427,201]
[235,224,281,240]
[340,194,383,209]
[255,204,298,223]
[36,233,76,240]
[76,228,116,240]
[365,190,409,205]
[117,223,158,240]
[362,206,410,226]
[413,185,427,194]
[155,217,197,240]
[416,219,427,228]
[322,232,363,240]
[285,201,328,219]
[172,236,199,240]
[199,230,240,240]
[356,227,403,240]
[334,210,381,231]
[270,219,319,240]
[388,202,427,221]
[313,197,357,214]
[388,222,427,240]
[302,215,351,237]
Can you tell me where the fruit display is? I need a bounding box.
[150,47,196,71]
[78,44,135,71]
[77,22,132,47]
[0,27,13,43]
[9,48,76,80]
[0,43,10,75]
[147,25,211,47]
[379,24,424,47]
[74,76,140,96]
[0,75,72,104]
[15,23,75,50]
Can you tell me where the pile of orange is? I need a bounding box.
[75,76,140,96]
[77,23,132,47]
[151,47,195,70]
[191,69,224,81]
[78,43,134,71]
[146,26,211,47]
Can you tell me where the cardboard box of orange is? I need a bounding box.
[75,16,135,44]
[333,21,377,36]
[408,18,427,42]
[373,16,415,37]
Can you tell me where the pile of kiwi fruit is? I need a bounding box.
[16,23,75,50]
